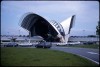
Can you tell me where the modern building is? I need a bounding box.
[21,13,75,43]
[68,36,99,44]
[1,13,99,45]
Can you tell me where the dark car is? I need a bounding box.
[4,42,18,47]
[35,41,52,48]
[83,41,96,45]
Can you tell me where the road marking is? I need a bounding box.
[77,54,99,65]
[51,48,99,65]
[87,52,99,55]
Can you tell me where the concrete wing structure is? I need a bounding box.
[21,13,75,43]
[60,15,76,43]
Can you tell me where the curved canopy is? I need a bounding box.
[21,13,61,41]
[21,13,48,30]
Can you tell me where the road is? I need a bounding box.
[50,46,99,64]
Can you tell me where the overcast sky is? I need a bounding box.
[1,1,99,36]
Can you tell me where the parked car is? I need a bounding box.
[83,41,96,45]
[35,40,52,48]
[4,42,18,47]
[18,42,32,47]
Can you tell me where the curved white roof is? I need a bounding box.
[60,15,75,35]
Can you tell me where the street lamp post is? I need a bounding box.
[29,31,31,43]
[83,30,85,36]
[7,32,9,36]
[19,30,20,36]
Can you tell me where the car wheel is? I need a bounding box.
[35,46,37,48]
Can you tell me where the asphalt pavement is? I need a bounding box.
[50,46,99,64]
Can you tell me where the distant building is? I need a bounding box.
[1,36,99,45]
[68,36,99,44]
